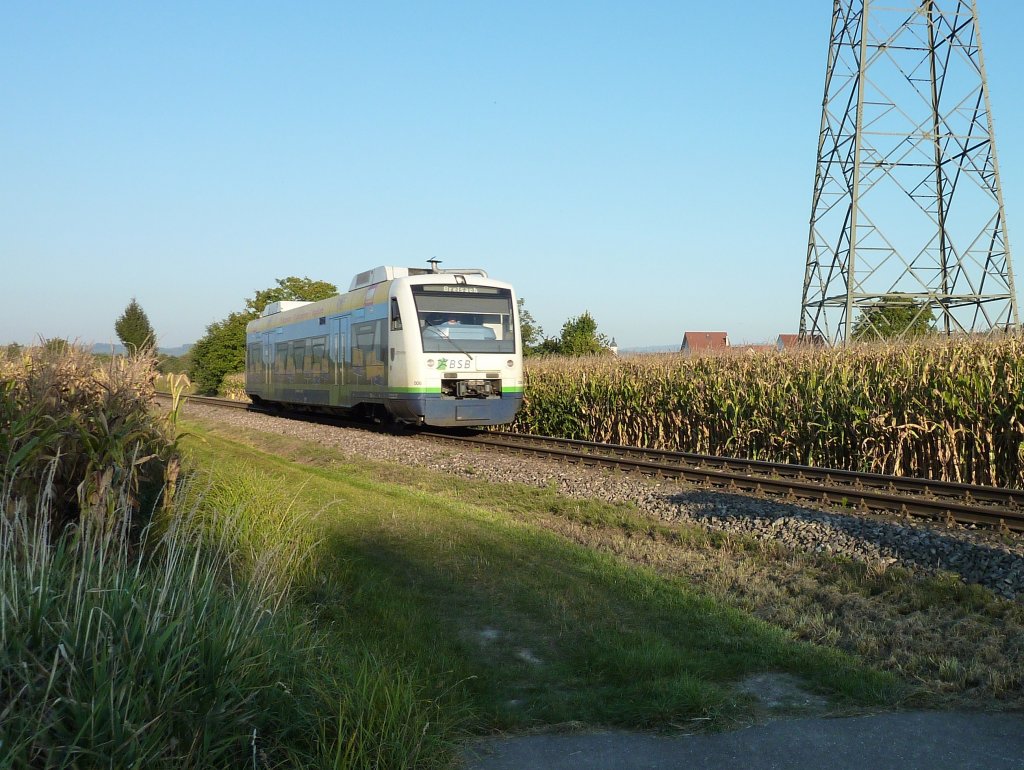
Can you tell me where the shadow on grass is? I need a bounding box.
[179,424,907,732]
[309,503,903,732]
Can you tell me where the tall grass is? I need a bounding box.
[514,335,1024,488]
[0,346,458,769]
[0,484,322,768]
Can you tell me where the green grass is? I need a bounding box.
[1,468,463,770]
[182,420,904,733]
[1,491,311,767]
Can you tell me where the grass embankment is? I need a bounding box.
[183,421,908,732]
[515,336,1024,487]
[187,417,1024,717]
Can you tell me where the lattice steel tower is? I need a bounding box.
[800,0,1018,343]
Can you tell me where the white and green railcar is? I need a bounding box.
[244,265,524,427]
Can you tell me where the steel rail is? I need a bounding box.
[154,392,251,410]
[481,432,1024,509]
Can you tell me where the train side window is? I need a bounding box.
[311,337,327,372]
[353,323,376,359]
[375,318,387,363]
[390,298,402,331]
[275,343,288,372]
[292,341,306,372]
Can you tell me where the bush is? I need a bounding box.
[189,312,250,394]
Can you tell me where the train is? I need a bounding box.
[244,262,524,427]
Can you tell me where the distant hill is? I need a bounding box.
[92,343,193,357]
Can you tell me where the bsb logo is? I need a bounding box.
[431,358,472,371]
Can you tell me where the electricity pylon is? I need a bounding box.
[800,0,1018,343]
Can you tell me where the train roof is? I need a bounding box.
[349,265,489,291]
[261,300,312,317]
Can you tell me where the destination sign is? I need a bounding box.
[416,285,502,295]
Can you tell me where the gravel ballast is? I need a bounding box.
[184,403,1024,600]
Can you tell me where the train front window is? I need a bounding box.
[412,285,516,353]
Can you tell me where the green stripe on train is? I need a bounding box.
[390,387,523,395]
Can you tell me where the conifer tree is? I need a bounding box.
[115,298,156,354]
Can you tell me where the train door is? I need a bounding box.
[331,316,348,390]
[262,333,272,387]
[388,296,406,387]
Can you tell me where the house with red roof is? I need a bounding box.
[680,331,730,355]
[776,333,826,350]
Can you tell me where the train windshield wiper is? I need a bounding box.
[424,327,474,363]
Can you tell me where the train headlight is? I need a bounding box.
[426,359,435,368]
[506,359,514,368]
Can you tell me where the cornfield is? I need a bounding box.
[511,335,1024,489]
[219,370,248,400]
[0,344,176,532]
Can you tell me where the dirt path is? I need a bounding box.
[461,711,1024,769]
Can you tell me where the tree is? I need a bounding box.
[517,298,544,356]
[188,276,338,394]
[535,311,612,356]
[115,298,156,354]
[157,352,191,375]
[559,311,611,355]
[851,294,935,341]
[245,277,338,316]
[535,337,564,355]
[188,312,251,393]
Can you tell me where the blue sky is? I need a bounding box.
[2,1,1022,349]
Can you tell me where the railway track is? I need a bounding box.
[166,393,251,410]
[160,392,1024,534]
[419,430,1024,533]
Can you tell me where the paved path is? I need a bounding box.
[461,712,1024,770]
